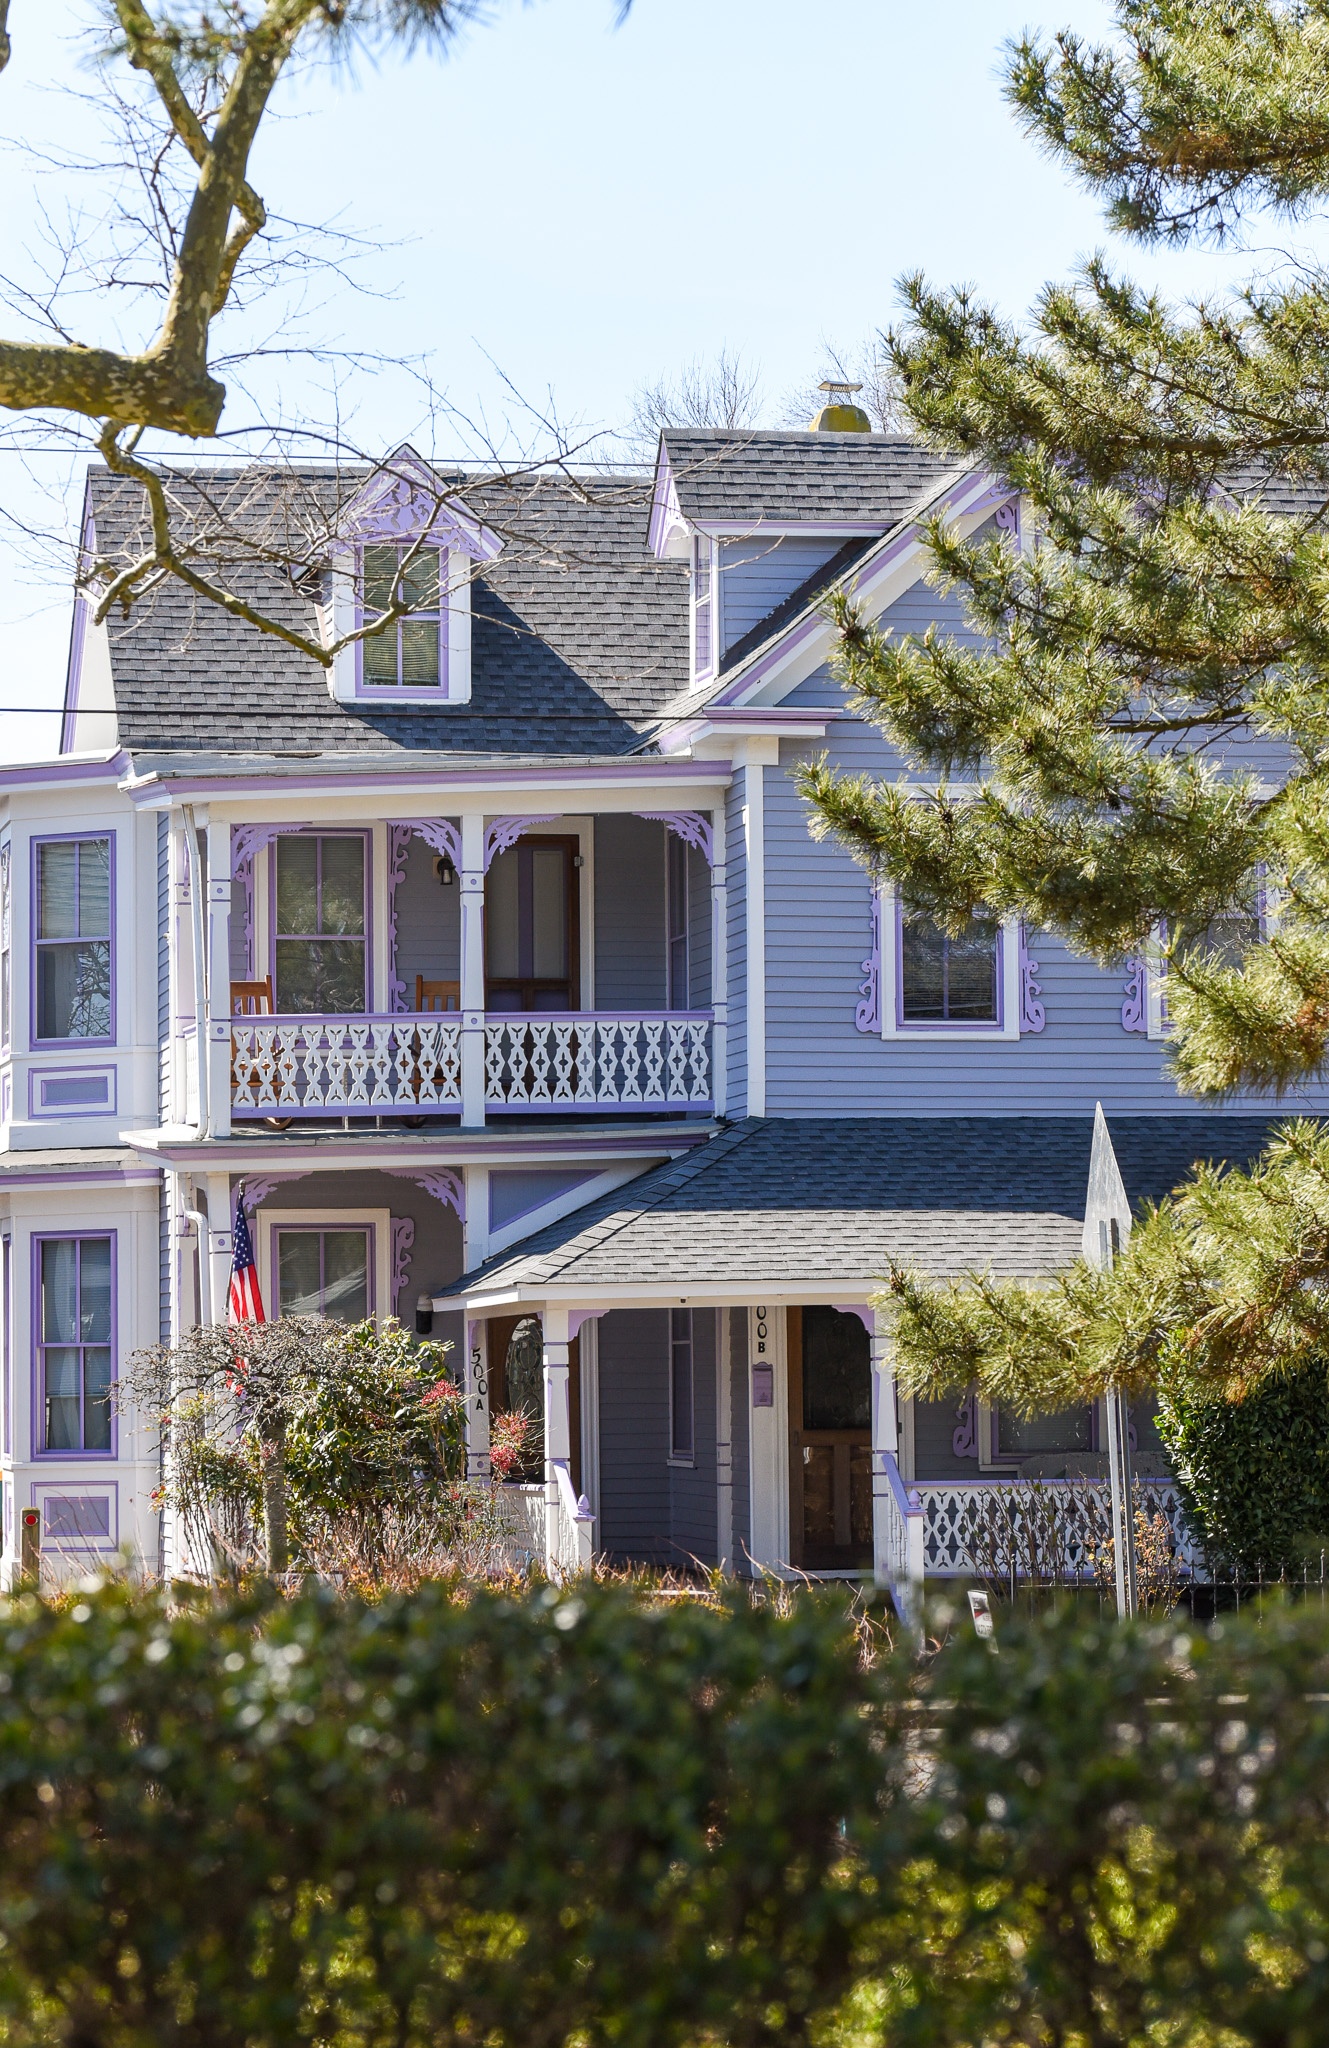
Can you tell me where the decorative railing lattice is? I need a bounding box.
[231,1015,462,1115]
[483,1013,712,1109]
[915,1478,1195,1580]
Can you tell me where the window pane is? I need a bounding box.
[37,940,111,1040]
[318,839,365,937]
[277,1232,323,1318]
[486,850,520,981]
[531,846,568,981]
[900,914,946,1020]
[363,625,399,685]
[83,1349,112,1451]
[399,616,440,686]
[274,938,365,1014]
[44,1346,81,1450]
[276,836,319,936]
[945,918,999,1021]
[321,1231,369,1324]
[38,842,78,940]
[77,839,110,938]
[998,1405,1095,1457]
[362,545,398,613]
[41,1239,78,1343]
[399,549,439,609]
[78,1239,112,1344]
[802,1306,871,1431]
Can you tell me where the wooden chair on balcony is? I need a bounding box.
[231,976,274,1015]
[415,976,460,1012]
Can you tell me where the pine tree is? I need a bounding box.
[797,2,1329,1407]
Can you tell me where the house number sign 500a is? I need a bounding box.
[752,1307,774,1407]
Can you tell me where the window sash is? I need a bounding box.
[359,544,444,689]
[275,1227,371,1323]
[273,835,367,1014]
[900,903,1000,1024]
[692,538,713,677]
[37,1235,114,1454]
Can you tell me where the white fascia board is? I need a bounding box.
[458,1280,883,1314]
[692,520,887,539]
[121,1128,710,1171]
[117,764,733,813]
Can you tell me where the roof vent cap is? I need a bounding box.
[811,380,871,433]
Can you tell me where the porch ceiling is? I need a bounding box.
[444,1114,1281,1308]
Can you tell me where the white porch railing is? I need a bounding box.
[548,1458,596,1579]
[231,1014,462,1116]
[484,1013,712,1110]
[877,1451,926,1624]
[915,1478,1195,1579]
[491,1481,546,1567]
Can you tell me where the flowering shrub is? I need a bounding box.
[488,1407,538,1481]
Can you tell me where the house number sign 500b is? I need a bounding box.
[752,1306,774,1407]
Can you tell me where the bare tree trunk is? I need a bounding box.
[261,1418,288,1575]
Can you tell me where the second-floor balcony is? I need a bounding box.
[172,808,726,1134]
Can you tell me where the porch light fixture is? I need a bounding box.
[415,1293,434,1336]
[434,853,456,887]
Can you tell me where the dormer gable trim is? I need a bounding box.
[647,438,690,560]
[652,467,1007,745]
[336,444,502,563]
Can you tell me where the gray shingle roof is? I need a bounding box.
[661,431,962,526]
[89,467,689,758]
[442,1114,1279,1298]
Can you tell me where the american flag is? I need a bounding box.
[227,1189,266,1326]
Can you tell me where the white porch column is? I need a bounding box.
[710,806,728,1118]
[746,1302,788,1572]
[459,812,486,1128]
[465,1317,491,1479]
[202,1172,234,1327]
[181,806,210,1137]
[870,1304,900,1589]
[168,814,196,1128]
[205,820,233,1139]
[542,1306,571,1572]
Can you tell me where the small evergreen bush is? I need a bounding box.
[1157,1363,1329,1568]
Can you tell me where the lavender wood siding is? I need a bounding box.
[594,816,666,1008]
[687,842,711,1009]
[596,1308,671,1563]
[394,836,460,997]
[669,1308,717,1564]
[911,1396,982,1481]
[718,537,845,656]
[725,781,748,1114]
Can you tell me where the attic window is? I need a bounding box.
[359,545,444,690]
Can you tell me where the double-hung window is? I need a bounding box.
[274,834,367,1014]
[900,899,1001,1025]
[691,536,714,680]
[37,1235,113,1453]
[867,882,1029,1039]
[360,545,444,690]
[33,837,112,1043]
[669,1308,694,1463]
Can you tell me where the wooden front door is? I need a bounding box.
[485,1313,581,1494]
[485,836,581,1011]
[788,1306,872,1571]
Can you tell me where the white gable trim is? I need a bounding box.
[337,443,503,563]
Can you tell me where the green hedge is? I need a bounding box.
[2,1584,1329,2046]
[1157,1363,1329,1568]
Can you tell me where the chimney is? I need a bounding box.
[810,380,871,433]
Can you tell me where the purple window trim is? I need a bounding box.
[952,1390,979,1459]
[854,889,881,1033]
[28,1066,117,1119]
[31,1230,117,1462]
[1018,928,1045,1034]
[390,1217,415,1316]
[29,832,116,1051]
[1121,956,1149,1033]
[1,835,11,1056]
[267,829,372,1016]
[352,544,449,699]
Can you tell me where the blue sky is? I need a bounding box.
[0,0,1263,759]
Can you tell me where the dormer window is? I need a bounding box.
[691,535,715,682]
[360,545,444,690]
